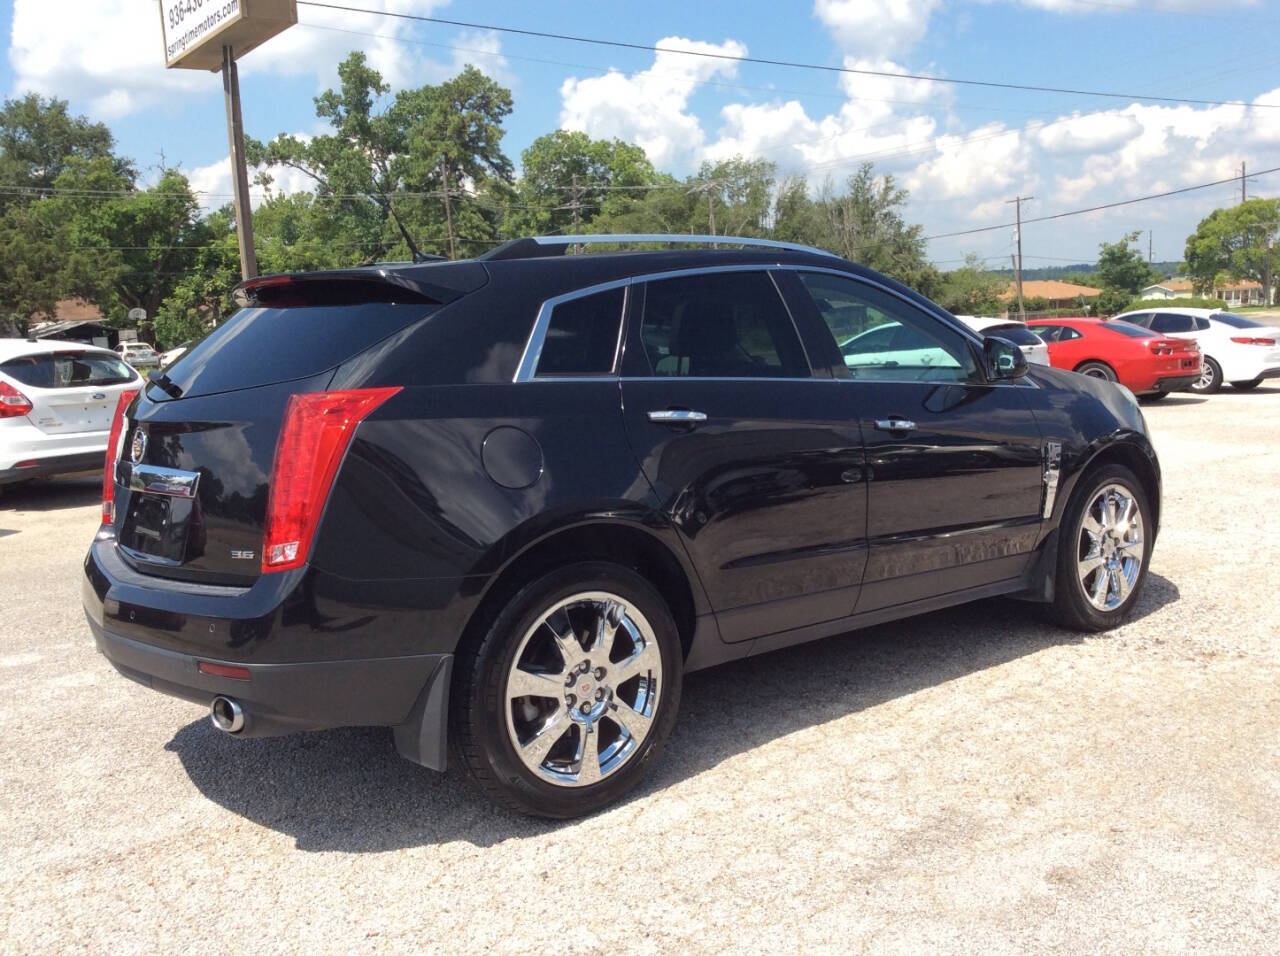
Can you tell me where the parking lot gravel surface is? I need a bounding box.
[2,385,1278,953]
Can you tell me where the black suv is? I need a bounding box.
[83,235,1160,817]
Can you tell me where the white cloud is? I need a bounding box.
[559,36,747,168]
[186,144,317,213]
[7,0,467,120]
[813,0,944,58]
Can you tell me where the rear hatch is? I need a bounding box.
[112,267,484,586]
[0,349,140,435]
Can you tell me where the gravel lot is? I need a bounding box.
[2,385,1278,953]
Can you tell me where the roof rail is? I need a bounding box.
[479,233,841,262]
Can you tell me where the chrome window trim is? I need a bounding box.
[513,262,1036,387]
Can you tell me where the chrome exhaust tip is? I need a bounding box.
[210,696,246,734]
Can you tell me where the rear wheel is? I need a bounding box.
[1231,378,1263,391]
[451,562,682,818]
[1190,356,1222,394]
[1075,361,1116,382]
[1047,464,1152,632]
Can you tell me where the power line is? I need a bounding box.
[923,165,1280,242]
[297,0,1280,110]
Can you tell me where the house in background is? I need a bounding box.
[1140,278,1195,300]
[1001,279,1101,314]
[26,299,138,349]
[1141,277,1274,306]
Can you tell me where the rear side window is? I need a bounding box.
[1195,317,1211,330]
[157,302,437,399]
[1152,314,1195,334]
[535,287,625,376]
[635,272,808,378]
[1121,313,1152,328]
[0,352,137,388]
[1107,322,1154,338]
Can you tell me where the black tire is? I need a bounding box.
[1046,463,1153,632]
[1231,378,1263,391]
[1190,356,1222,394]
[1075,361,1117,382]
[451,561,683,818]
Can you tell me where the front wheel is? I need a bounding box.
[451,562,683,818]
[1047,464,1152,632]
[1190,356,1222,394]
[1231,378,1263,391]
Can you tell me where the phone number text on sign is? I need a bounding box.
[162,0,241,61]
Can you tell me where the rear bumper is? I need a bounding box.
[82,537,454,768]
[1147,373,1199,394]
[1,450,103,485]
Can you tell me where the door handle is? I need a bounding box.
[647,409,708,424]
[874,417,916,432]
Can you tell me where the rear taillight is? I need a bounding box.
[102,389,139,524]
[0,380,34,419]
[261,387,401,573]
[1230,336,1276,346]
[1149,343,1173,356]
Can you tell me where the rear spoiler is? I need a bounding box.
[232,262,489,309]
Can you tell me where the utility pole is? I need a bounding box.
[1242,161,1247,204]
[222,45,257,280]
[441,165,456,260]
[569,173,582,232]
[1149,230,1153,264]
[1006,195,1032,320]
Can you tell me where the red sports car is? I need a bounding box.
[1026,317,1201,398]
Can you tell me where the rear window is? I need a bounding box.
[0,352,137,388]
[1105,322,1153,338]
[155,302,437,399]
[980,325,1043,346]
[1212,312,1267,329]
[535,287,625,376]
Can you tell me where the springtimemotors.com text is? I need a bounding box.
[165,0,239,59]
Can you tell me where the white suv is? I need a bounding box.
[1,339,142,486]
[1112,307,1280,394]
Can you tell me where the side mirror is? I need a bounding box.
[984,336,1028,380]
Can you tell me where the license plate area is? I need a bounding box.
[120,494,197,562]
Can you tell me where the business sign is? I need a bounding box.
[159,0,297,71]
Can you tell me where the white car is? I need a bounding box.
[954,315,1051,367]
[158,344,188,367]
[838,321,962,376]
[115,341,160,370]
[1112,307,1280,393]
[1,339,142,486]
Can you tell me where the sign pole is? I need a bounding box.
[222,45,258,280]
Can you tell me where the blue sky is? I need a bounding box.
[4,1,1279,269]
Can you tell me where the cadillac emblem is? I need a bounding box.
[130,428,147,463]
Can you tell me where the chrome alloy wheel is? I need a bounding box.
[1193,362,1217,391]
[504,592,662,787]
[1076,483,1145,611]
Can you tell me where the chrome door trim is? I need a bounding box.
[646,409,708,423]
[1042,441,1063,519]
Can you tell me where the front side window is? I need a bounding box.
[799,272,980,382]
[535,286,625,376]
[635,271,808,378]
[0,352,137,388]
[1027,324,1062,342]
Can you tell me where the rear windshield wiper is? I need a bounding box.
[147,369,183,399]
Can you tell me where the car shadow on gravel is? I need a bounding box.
[0,475,101,512]
[165,573,1180,852]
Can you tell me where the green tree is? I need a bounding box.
[0,203,67,333]
[771,176,822,246]
[1095,230,1159,313]
[506,129,655,236]
[937,254,1008,315]
[1184,199,1280,306]
[249,53,514,261]
[0,93,126,211]
[686,156,776,238]
[813,164,940,298]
